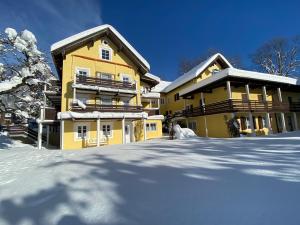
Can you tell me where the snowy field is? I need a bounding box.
[1,132,300,225]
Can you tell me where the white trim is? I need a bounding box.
[74,122,90,142]
[180,67,299,96]
[73,83,137,95]
[99,46,112,61]
[163,53,233,93]
[51,24,150,70]
[58,111,148,120]
[75,67,90,77]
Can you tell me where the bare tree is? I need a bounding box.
[178,48,242,75]
[251,37,300,76]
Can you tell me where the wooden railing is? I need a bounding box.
[176,99,300,118]
[72,103,143,112]
[76,75,136,90]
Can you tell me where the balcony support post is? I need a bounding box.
[293,112,298,130]
[46,125,50,147]
[122,117,125,144]
[277,87,287,133]
[97,118,101,147]
[37,122,43,150]
[226,81,232,99]
[143,117,147,141]
[201,92,208,137]
[245,84,256,136]
[73,73,76,102]
[60,120,64,150]
[262,86,273,134]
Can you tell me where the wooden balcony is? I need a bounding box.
[72,103,143,112]
[44,108,58,120]
[76,75,136,90]
[176,99,300,118]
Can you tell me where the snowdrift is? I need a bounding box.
[173,124,197,139]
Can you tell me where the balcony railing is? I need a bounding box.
[76,75,136,90]
[175,99,300,118]
[72,103,143,112]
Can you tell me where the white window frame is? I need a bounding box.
[101,122,113,138]
[74,122,90,141]
[75,67,90,77]
[100,46,112,61]
[120,74,132,83]
[146,123,157,132]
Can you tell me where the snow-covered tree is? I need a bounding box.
[251,37,300,76]
[0,27,56,121]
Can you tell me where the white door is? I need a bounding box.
[125,124,131,143]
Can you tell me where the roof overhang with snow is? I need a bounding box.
[180,68,300,97]
[162,53,233,93]
[51,24,150,78]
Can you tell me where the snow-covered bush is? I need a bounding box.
[0,27,56,120]
[173,124,197,139]
[226,117,240,137]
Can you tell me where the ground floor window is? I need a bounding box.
[240,117,251,130]
[146,123,157,131]
[258,116,266,129]
[188,121,197,131]
[77,125,87,139]
[102,124,112,136]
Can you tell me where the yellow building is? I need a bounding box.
[37,25,300,150]
[39,25,163,149]
[159,53,300,138]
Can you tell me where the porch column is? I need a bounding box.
[201,92,208,137]
[60,120,64,150]
[277,87,287,132]
[97,118,100,147]
[262,86,272,134]
[143,117,147,141]
[226,81,232,99]
[37,122,43,150]
[245,84,255,136]
[122,117,125,144]
[46,125,50,147]
[73,73,76,102]
[293,112,299,130]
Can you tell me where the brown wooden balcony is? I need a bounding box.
[76,75,136,90]
[176,99,300,118]
[44,108,58,120]
[72,103,143,112]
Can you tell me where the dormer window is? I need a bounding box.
[212,69,220,75]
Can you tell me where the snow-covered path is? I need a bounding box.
[1,132,300,225]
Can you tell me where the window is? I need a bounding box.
[122,98,130,106]
[174,93,180,101]
[102,124,111,136]
[146,123,157,131]
[242,94,248,102]
[101,97,112,105]
[121,74,131,83]
[258,116,266,129]
[252,116,257,129]
[97,72,113,80]
[76,68,90,76]
[188,121,197,131]
[160,98,165,105]
[257,94,263,102]
[77,125,87,139]
[212,69,220,75]
[240,117,246,130]
[101,48,111,60]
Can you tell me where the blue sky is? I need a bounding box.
[1,0,300,80]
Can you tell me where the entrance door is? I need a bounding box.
[125,124,131,143]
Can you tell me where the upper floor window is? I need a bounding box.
[160,98,165,105]
[97,72,113,80]
[101,97,112,105]
[100,47,112,61]
[212,69,220,75]
[174,93,180,101]
[120,74,131,83]
[76,67,90,76]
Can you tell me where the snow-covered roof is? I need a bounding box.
[144,73,160,82]
[162,53,233,93]
[180,68,299,96]
[152,80,172,93]
[51,24,150,71]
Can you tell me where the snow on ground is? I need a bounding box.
[1,132,300,225]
